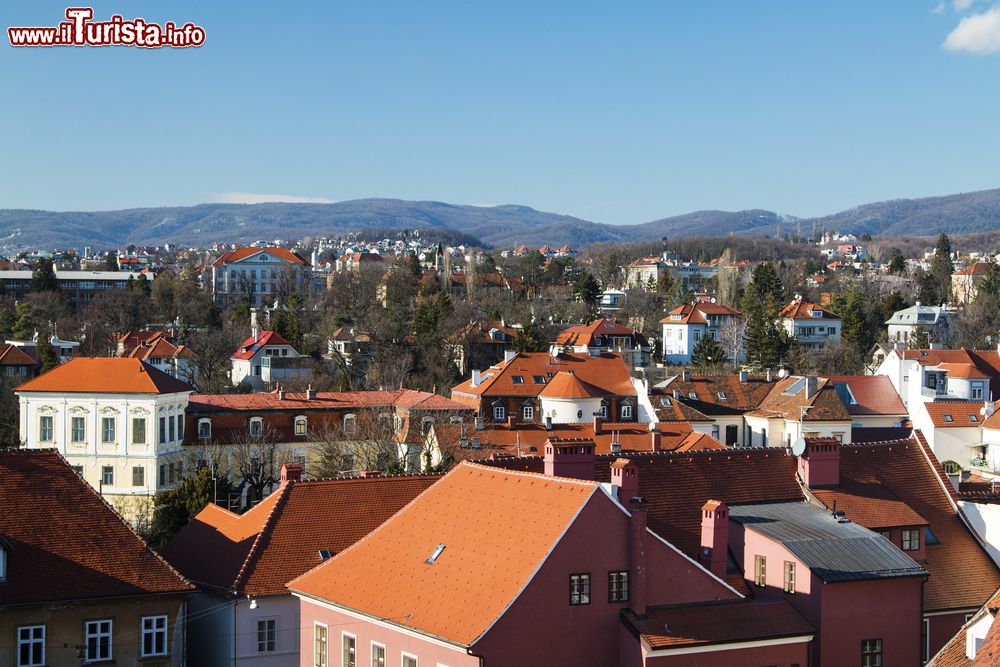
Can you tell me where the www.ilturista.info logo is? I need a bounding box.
[8,7,205,48]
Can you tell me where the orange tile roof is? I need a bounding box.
[823,375,907,416]
[899,349,1000,397]
[0,449,192,604]
[811,481,928,529]
[655,373,775,415]
[451,352,636,399]
[15,357,194,394]
[472,422,723,456]
[954,262,994,276]
[625,599,814,649]
[749,376,851,422]
[288,462,598,646]
[163,474,441,596]
[779,298,840,320]
[659,302,740,325]
[538,371,605,399]
[127,333,193,361]
[923,401,985,428]
[212,246,309,267]
[939,363,991,379]
[554,318,642,346]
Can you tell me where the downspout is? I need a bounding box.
[467,647,486,667]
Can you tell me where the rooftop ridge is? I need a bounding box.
[463,460,598,487]
[297,472,446,484]
[230,482,292,594]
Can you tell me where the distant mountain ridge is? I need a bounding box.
[2,187,1000,251]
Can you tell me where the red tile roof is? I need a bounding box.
[811,481,928,529]
[163,474,440,596]
[659,303,740,325]
[823,375,907,416]
[779,298,840,320]
[231,330,294,360]
[554,318,644,346]
[749,376,852,422]
[0,343,37,366]
[127,333,193,361]
[212,247,309,267]
[188,389,468,413]
[625,599,814,649]
[483,432,1000,614]
[15,357,194,394]
[923,401,985,428]
[654,373,775,415]
[288,462,598,646]
[472,422,724,456]
[0,449,192,605]
[538,371,605,399]
[954,262,994,276]
[451,352,636,399]
[900,349,1000,397]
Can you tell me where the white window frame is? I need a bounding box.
[972,384,985,400]
[493,405,505,421]
[621,403,633,419]
[295,415,308,436]
[17,624,45,667]
[101,417,116,443]
[342,414,357,435]
[249,417,264,437]
[39,415,53,442]
[523,406,534,420]
[140,614,168,658]
[402,653,418,667]
[342,632,357,667]
[314,622,328,667]
[85,619,113,663]
[71,416,86,443]
[101,466,114,486]
[256,617,277,653]
[197,418,212,440]
[371,642,386,667]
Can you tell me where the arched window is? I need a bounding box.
[294,415,308,436]
[249,417,264,437]
[343,414,357,435]
[197,419,212,440]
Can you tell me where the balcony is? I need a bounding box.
[921,385,947,398]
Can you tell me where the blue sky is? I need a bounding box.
[1,1,999,223]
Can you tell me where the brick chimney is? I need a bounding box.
[700,499,729,578]
[280,462,302,483]
[797,438,840,487]
[360,470,381,478]
[629,497,648,618]
[611,458,638,503]
[593,415,603,436]
[650,428,662,452]
[543,438,596,480]
[306,384,317,400]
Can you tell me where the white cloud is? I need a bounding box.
[209,191,336,204]
[954,0,977,11]
[932,2,947,14]
[943,5,1000,52]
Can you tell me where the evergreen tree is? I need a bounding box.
[104,251,119,272]
[150,466,233,546]
[910,327,931,350]
[691,334,725,368]
[30,258,59,293]
[513,320,547,353]
[665,280,694,310]
[745,262,784,305]
[928,234,953,304]
[742,297,789,370]
[573,272,601,308]
[976,263,1000,303]
[11,302,33,341]
[37,338,59,373]
[888,248,906,274]
[0,308,14,340]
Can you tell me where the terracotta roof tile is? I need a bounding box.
[654,373,775,415]
[954,262,994,276]
[928,620,971,666]
[451,352,636,399]
[188,389,468,413]
[231,330,294,360]
[749,376,851,421]
[779,298,840,320]
[824,375,907,416]
[924,401,985,428]
[625,599,814,649]
[537,371,605,399]
[288,462,597,645]
[212,247,309,267]
[0,343,37,366]
[554,318,640,346]
[0,449,192,604]
[472,422,724,456]
[15,357,194,394]
[163,475,441,596]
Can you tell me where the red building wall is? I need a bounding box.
[642,642,810,667]
[473,491,736,667]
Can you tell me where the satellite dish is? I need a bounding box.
[791,438,807,457]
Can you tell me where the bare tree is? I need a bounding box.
[311,409,408,478]
[719,316,748,366]
[229,425,290,505]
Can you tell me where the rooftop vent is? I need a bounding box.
[319,549,334,561]
[831,510,850,523]
[425,543,446,565]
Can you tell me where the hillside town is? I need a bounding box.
[5,229,1000,666]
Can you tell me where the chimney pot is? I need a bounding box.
[470,369,482,388]
[543,437,596,480]
[593,415,603,436]
[650,429,662,452]
[280,462,302,483]
[700,500,729,578]
[545,415,553,431]
[611,458,639,503]
[361,470,381,478]
[797,439,841,487]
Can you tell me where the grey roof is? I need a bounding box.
[729,501,927,583]
[885,304,953,326]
